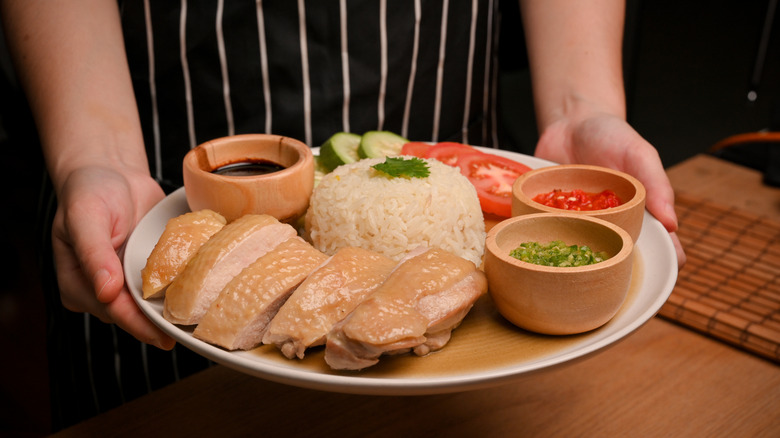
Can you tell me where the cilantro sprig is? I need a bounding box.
[371,156,430,179]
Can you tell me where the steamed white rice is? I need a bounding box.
[304,157,485,266]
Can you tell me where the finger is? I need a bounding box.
[670,232,687,269]
[51,223,114,322]
[620,138,679,234]
[105,290,176,350]
[55,229,175,349]
[63,200,127,304]
[641,175,678,234]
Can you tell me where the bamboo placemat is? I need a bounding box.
[658,192,780,363]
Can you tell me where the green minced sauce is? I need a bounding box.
[509,240,609,267]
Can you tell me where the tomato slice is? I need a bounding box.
[423,142,482,166]
[400,142,432,158]
[455,153,532,217]
[403,141,531,217]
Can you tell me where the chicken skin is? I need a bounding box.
[141,209,226,299]
[263,247,397,359]
[324,248,487,370]
[193,237,328,350]
[163,214,296,325]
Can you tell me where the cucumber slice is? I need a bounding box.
[318,132,362,172]
[358,131,409,159]
[313,159,327,187]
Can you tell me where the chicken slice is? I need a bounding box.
[324,248,487,370]
[163,214,296,325]
[193,237,328,350]
[141,209,226,299]
[262,247,396,359]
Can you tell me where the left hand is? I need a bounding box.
[534,112,686,268]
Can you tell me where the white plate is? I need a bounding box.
[124,149,677,395]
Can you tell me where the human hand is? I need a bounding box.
[534,112,686,268]
[51,164,175,349]
[2,0,176,347]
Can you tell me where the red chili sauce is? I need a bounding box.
[532,189,622,211]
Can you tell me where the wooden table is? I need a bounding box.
[53,155,779,438]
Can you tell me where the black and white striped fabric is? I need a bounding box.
[45,0,516,431]
[120,0,501,189]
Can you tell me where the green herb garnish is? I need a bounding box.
[371,156,430,178]
[510,240,609,267]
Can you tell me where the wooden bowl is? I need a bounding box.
[182,134,314,223]
[511,164,646,242]
[484,213,634,335]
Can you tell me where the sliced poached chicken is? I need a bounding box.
[193,237,328,350]
[263,247,397,359]
[141,209,226,299]
[324,247,487,370]
[163,214,296,325]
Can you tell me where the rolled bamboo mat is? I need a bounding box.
[658,192,780,363]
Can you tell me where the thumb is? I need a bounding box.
[620,136,679,234]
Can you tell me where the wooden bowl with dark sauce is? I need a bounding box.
[183,134,314,223]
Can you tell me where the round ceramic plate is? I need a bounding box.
[125,148,678,395]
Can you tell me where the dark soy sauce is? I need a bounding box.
[212,159,286,176]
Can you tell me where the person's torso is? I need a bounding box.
[121,0,501,189]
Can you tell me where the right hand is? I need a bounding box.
[51,164,175,350]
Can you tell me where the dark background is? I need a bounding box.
[1,1,777,436]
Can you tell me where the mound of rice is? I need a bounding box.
[305,157,485,266]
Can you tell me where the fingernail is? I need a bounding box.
[95,268,111,300]
[156,338,175,351]
[666,203,679,230]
